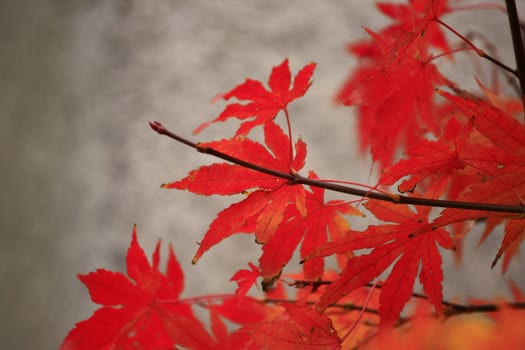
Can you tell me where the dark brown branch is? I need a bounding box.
[273,281,525,318]
[505,0,525,109]
[480,50,519,76]
[373,284,525,317]
[263,298,381,317]
[436,18,518,77]
[150,121,525,215]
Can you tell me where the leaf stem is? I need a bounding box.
[505,0,525,110]
[284,108,294,166]
[149,121,525,215]
[341,280,378,342]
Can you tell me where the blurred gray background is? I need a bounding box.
[2,1,524,349]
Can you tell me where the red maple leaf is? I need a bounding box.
[230,262,260,298]
[433,91,525,270]
[240,303,341,349]
[336,18,454,168]
[379,117,474,199]
[493,219,525,271]
[207,297,270,349]
[194,59,316,136]
[375,0,452,62]
[435,140,525,270]
[259,172,363,287]
[309,200,454,326]
[164,121,308,262]
[340,52,451,168]
[60,226,215,350]
[336,0,457,168]
[347,0,451,61]
[509,280,525,301]
[438,90,525,154]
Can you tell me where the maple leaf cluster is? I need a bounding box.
[60,227,342,349]
[164,59,364,290]
[63,0,525,349]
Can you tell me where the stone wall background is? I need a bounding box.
[1,1,524,349]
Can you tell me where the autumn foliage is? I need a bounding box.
[62,1,525,349]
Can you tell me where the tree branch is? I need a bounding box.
[263,298,382,317]
[436,18,518,77]
[505,0,525,109]
[285,280,525,317]
[150,121,525,215]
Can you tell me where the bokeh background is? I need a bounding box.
[2,1,524,349]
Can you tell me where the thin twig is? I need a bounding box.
[505,0,525,110]
[282,280,525,316]
[263,298,381,316]
[150,121,525,215]
[435,18,518,76]
[342,280,378,342]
